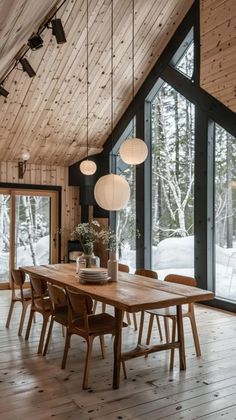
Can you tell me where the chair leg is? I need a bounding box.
[132,313,138,331]
[43,317,54,356]
[83,336,94,389]
[146,313,154,345]
[61,325,65,337]
[61,331,71,369]
[164,318,170,343]
[126,312,131,325]
[38,315,49,354]
[25,309,34,340]
[122,360,127,379]
[5,300,15,328]
[99,335,105,359]
[170,318,177,370]
[18,303,28,336]
[189,312,201,357]
[137,311,145,345]
[156,315,163,341]
[93,300,98,314]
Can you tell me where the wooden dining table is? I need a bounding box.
[21,263,214,389]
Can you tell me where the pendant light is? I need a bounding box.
[94,0,130,211]
[80,0,97,176]
[119,0,148,165]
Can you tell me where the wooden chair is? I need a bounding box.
[5,269,32,336]
[145,274,201,369]
[134,269,163,344]
[43,283,68,356]
[25,275,52,354]
[62,289,125,389]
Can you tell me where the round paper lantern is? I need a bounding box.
[119,137,148,165]
[21,150,30,161]
[94,173,130,211]
[80,159,97,176]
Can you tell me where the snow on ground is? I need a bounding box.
[120,235,236,302]
[0,236,49,280]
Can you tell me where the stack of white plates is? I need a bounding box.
[79,268,110,284]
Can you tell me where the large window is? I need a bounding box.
[151,80,195,279]
[113,125,136,272]
[215,124,236,302]
[0,188,59,288]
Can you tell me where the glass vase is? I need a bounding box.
[107,252,118,282]
[76,253,100,274]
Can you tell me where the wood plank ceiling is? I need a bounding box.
[0,0,193,166]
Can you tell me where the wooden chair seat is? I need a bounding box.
[34,297,52,312]
[15,288,32,299]
[146,306,189,317]
[72,312,118,335]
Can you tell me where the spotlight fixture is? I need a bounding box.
[27,33,43,50]
[19,58,36,78]
[18,151,30,179]
[51,18,66,44]
[0,84,9,98]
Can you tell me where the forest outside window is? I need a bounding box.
[215,124,236,302]
[151,79,195,279]
[113,126,136,272]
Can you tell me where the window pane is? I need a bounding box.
[0,194,10,282]
[116,165,136,272]
[215,124,236,302]
[176,42,194,79]
[151,81,195,279]
[15,195,51,267]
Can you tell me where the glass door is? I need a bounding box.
[0,193,11,285]
[0,189,59,288]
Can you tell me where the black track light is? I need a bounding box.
[27,33,43,50]
[0,85,9,98]
[19,58,36,78]
[51,18,66,44]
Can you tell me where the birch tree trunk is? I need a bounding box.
[22,196,37,265]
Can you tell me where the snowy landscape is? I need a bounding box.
[120,235,236,302]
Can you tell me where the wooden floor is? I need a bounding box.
[0,291,236,420]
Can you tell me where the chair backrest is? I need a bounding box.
[11,269,26,287]
[164,274,197,287]
[66,289,93,325]
[11,269,26,299]
[29,275,49,311]
[118,263,129,273]
[135,268,158,279]
[47,283,67,311]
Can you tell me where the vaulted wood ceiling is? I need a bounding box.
[0,0,193,166]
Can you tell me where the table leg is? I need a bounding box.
[176,305,186,370]
[113,307,123,389]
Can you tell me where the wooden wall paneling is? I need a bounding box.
[200,0,236,113]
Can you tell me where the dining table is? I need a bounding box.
[21,263,214,389]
